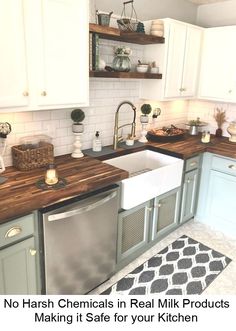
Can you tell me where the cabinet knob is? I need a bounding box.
[179,88,183,92]
[182,88,186,92]
[228,164,236,170]
[5,226,22,238]
[146,207,152,212]
[187,178,191,183]
[30,249,37,256]
[23,91,29,97]
[228,89,232,94]
[41,91,47,96]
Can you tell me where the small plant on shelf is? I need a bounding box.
[213,107,226,137]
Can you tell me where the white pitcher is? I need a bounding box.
[0,156,5,173]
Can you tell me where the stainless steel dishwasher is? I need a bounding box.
[40,185,119,294]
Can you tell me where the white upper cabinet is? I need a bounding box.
[198,26,236,102]
[0,0,89,111]
[140,19,203,101]
[0,0,29,108]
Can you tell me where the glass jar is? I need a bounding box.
[112,55,131,72]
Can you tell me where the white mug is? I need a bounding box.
[0,156,5,173]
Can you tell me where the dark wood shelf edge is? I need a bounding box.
[89,71,162,79]
[89,23,165,45]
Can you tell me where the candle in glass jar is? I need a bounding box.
[45,164,59,185]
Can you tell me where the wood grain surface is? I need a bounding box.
[1,134,236,224]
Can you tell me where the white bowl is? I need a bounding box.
[136,65,149,73]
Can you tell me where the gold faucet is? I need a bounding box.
[113,101,136,150]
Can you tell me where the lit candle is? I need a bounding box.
[45,164,59,185]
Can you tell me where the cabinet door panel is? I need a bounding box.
[152,189,180,240]
[0,0,29,108]
[180,169,199,223]
[206,170,236,236]
[199,27,236,101]
[117,202,151,263]
[181,27,202,97]
[36,0,89,106]
[0,237,38,294]
[164,22,186,98]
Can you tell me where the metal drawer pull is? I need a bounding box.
[154,203,162,208]
[187,178,191,183]
[30,249,37,256]
[5,226,22,238]
[228,164,236,170]
[41,91,47,96]
[190,161,197,167]
[23,91,29,96]
[146,207,152,212]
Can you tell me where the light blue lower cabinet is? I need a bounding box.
[0,213,41,294]
[196,153,236,237]
[180,169,199,223]
[205,169,236,236]
[0,237,38,294]
[116,188,181,270]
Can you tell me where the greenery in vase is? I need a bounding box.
[188,117,201,126]
[141,104,152,116]
[71,109,85,123]
[114,46,132,56]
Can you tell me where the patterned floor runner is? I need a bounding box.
[101,235,231,295]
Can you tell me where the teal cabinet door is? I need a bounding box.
[117,201,152,264]
[206,170,236,236]
[180,169,199,223]
[0,237,38,294]
[152,188,180,240]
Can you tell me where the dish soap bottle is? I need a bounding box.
[92,131,102,152]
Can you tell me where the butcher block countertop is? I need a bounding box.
[1,134,236,224]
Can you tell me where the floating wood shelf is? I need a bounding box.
[89,23,165,45]
[89,71,162,79]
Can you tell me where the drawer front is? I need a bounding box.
[0,214,35,249]
[212,155,236,176]
[185,155,201,172]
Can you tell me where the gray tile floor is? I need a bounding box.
[91,220,236,295]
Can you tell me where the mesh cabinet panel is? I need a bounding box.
[121,207,146,254]
[156,193,176,232]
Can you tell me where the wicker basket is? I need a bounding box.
[12,142,54,171]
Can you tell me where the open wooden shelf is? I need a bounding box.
[89,23,165,45]
[89,71,162,79]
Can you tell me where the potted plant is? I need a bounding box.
[140,104,152,123]
[187,117,206,135]
[71,109,85,133]
[214,107,226,137]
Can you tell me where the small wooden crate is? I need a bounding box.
[12,142,54,171]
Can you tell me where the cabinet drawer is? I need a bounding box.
[0,214,35,249]
[212,155,236,176]
[185,155,201,172]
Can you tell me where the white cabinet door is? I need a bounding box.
[199,26,236,102]
[181,26,202,98]
[164,22,202,99]
[164,22,186,98]
[0,0,29,108]
[35,0,89,107]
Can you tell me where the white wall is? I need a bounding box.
[93,0,198,24]
[197,0,236,27]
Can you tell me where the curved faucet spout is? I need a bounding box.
[113,101,136,150]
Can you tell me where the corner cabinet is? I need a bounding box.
[116,187,181,270]
[198,26,236,102]
[197,153,236,237]
[140,19,203,100]
[0,213,41,294]
[0,0,89,111]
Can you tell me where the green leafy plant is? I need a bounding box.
[188,117,201,126]
[71,109,85,123]
[141,104,152,116]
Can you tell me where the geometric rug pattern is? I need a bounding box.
[101,235,231,295]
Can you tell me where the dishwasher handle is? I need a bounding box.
[47,190,117,222]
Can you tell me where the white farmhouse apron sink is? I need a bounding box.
[103,150,184,210]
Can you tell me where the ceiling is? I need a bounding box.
[187,0,230,4]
